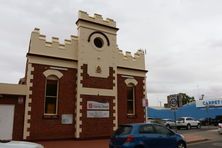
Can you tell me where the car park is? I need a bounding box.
[0,140,44,148]
[176,117,201,130]
[162,119,176,129]
[109,123,187,148]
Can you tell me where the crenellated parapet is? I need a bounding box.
[77,10,116,28]
[29,28,78,60]
[117,49,145,70]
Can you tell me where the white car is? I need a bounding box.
[0,140,44,148]
[218,123,222,134]
[176,117,201,130]
[162,119,176,129]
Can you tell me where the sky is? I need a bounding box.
[1,0,222,106]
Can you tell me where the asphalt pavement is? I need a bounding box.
[37,126,220,148]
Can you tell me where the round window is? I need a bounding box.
[94,37,104,48]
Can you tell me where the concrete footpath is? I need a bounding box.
[37,134,208,148]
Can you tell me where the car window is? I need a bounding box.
[178,118,184,121]
[153,125,173,135]
[139,124,155,134]
[114,125,132,135]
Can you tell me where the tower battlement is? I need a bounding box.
[78,10,116,28]
[118,49,144,60]
[117,49,145,69]
[29,28,78,60]
[32,28,78,49]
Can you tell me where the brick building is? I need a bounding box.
[0,11,147,140]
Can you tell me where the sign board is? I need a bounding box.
[196,99,222,108]
[87,111,109,118]
[169,97,178,109]
[87,101,109,110]
[61,114,73,124]
[142,98,148,107]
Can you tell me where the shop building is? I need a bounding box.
[0,11,147,140]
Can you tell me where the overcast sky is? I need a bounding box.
[1,0,222,106]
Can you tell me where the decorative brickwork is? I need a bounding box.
[23,63,34,140]
[28,64,77,140]
[117,74,145,124]
[79,95,115,138]
[80,64,115,89]
[0,95,25,140]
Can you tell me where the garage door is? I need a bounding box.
[0,105,15,140]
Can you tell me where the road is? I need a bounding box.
[189,140,222,148]
[173,126,222,148]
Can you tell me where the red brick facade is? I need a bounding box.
[28,64,77,140]
[80,64,115,89]
[0,95,25,140]
[79,95,115,138]
[117,74,145,124]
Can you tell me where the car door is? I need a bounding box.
[153,124,177,148]
[139,124,157,147]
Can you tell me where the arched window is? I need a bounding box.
[44,75,59,115]
[127,83,135,115]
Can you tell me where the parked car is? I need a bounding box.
[109,123,187,148]
[199,117,213,126]
[162,119,176,129]
[0,140,44,148]
[218,123,222,134]
[176,117,201,130]
[212,115,222,126]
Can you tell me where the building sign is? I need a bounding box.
[169,96,178,109]
[87,101,110,118]
[61,114,73,124]
[196,99,222,108]
[87,101,109,110]
[87,111,109,118]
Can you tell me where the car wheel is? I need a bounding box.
[166,124,171,129]
[186,124,191,130]
[197,123,201,129]
[177,142,186,148]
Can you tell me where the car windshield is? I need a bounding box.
[114,125,132,135]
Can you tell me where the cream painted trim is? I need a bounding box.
[23,63,34,139]
[0,83,26,95]
[125,78,138,86]
[27,55,78,69]
[43,69,63,79]
[117,68,146,77]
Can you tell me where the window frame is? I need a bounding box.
[127,83,136,115]
[44,75,59,115]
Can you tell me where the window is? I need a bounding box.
[139,125,154,134]
[127,83,135,115]
[94,37,104,48]
[154,125,173,135]
[44,76,59,115]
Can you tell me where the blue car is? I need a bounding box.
[109,123,186,148]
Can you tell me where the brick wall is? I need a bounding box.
[117,74,145,125]
[29,64,77,140]
[80,95,115,138]
[80,64,115,89]
[0,95,25,140]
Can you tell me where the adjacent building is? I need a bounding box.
[0,11,147,140]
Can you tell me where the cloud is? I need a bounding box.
[1,0,222,106]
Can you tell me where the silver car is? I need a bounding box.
[162,119,176,129]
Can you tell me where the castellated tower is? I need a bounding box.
[0,10,147,140]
